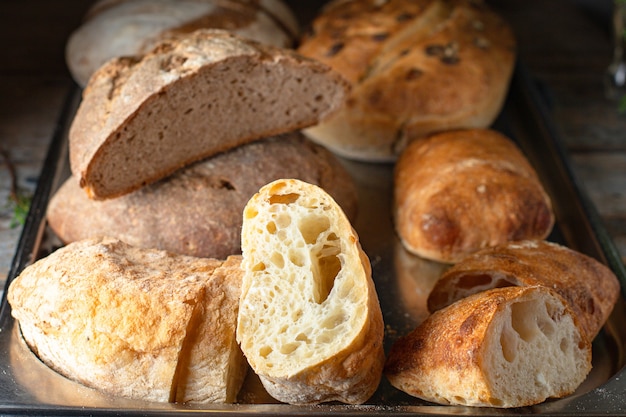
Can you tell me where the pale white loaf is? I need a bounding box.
[7,237,247,404]
[237,179,385,404]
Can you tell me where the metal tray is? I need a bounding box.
[1,53,625,416]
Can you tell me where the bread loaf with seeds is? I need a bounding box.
[297,0,516,161]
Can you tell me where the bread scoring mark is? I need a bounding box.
[326,42,345,57]
[372,32,390,42]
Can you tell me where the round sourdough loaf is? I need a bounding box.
[427,239,621,341]
[393,128,554,263]
[7,237,247,404]
[237,179,385,404]
[385,286,592,408]
[297,0,516,161]
[69,29,349,200]
[49,133,358,260]
[66,0,300,86]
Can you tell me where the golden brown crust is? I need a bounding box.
[385,286,592,408]
[427,239,621,340]
[49,134,358,259]
[7,237,247,404]
[394,128,554,263]
[298,0,516,161]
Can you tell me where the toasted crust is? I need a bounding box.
[298,0,516,161]
[7,237,247,404]
[385,286,592,408]
[69,29,348,200]
[49,133,358,259]
[66,0,300,86]
[427,239,621,340]
[237,179,385,404]
[394,128,554,263]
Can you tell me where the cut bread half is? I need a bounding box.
[427,240,620,340]
[69,29,348,200]
[237,179,385,404]
[385,286,592,408]
[7,237,247,404]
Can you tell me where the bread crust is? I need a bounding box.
[298,0,516,161]
[427,239,621,340]
[69,29,349,200]
[49,133,358,259]
[7,237,247,404]
[237,179,385,404]
[394,128,554,263]
[385,286,592,408]
[66,0,300,86]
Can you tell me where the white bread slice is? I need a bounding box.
[237,179,385,404]
[385,286,592,408]
[69,29,348,200]
[7,237,246,404]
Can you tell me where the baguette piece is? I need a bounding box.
[66,0,300,86]
[394,128,554,263]
[385,286,592,408]
[237,179,385,404]
[297,0,516,161]
[7,237,246,404]
[69,29,349,200]
[427,239,621,340]
[48,133,358,259]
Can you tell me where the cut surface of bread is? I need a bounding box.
[298,0,516,161]
[394,128,554,263]
[385,286,592,408]
[66,0,300,86]
[427,239,621,341]
[237,179,385,404]
[69,29,348,200]
[7,237,247,404]
[48,133,358,259]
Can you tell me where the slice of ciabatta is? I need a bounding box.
[69,29,348,200]
[385,286,592,408]
[7,237,247,404]
[237,179,385,404]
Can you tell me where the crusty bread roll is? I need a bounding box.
[69,29,348,200]
[66,0,300,86]
[385,286,592,408]
[7,237,247,404]
[297,0,516,161]
[48,133,358,259]
[427,239,621,341]
[237,179,385,404]
[394,128,554,263]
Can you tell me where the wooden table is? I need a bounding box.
[1,0,625,287]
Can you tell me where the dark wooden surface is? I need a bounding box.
[1,0,625,284]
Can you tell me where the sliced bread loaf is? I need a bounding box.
[69,29,348,199]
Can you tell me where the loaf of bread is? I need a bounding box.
[48,133,358,259]
[394,128,554,263]
[297,0,516,161]
[237,179,385,404]
[427,239,621,340]
[66,0,300,86]
[69,29,349,200]
[385,286,592,408]
[7,237,247,404]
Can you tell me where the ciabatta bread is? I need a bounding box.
[237,179,385,404]
[7,237,246,404]
[66,0,300,86]
[69,29,349,200]
[297,0,516,161]
[385,286,592,408]
[427,239,621,340]
[394,128,554,263]
[48,133,358,259]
